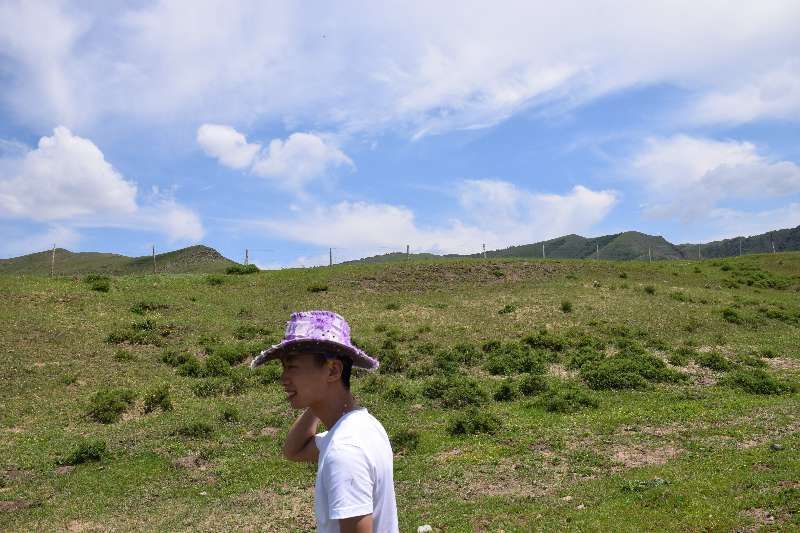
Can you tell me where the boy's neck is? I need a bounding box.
[311,386,359,429]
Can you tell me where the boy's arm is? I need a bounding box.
[339,514,373,533]
[282,408,320,462]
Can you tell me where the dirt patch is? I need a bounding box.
[3,427,24,434]
[0,499,37,512]
[2,467,33,481]
[222,485,315,531]
[548,363,576,380]
[460,460,552,499]
[683,362,718,386]
[172,456,209,470]
[609,443,681,468]
[435,448,463,461]
[765,357,800,371]
[65,519,104,532]
[54,465,74,475]
[737,508,776,531]
[245,426,281,438]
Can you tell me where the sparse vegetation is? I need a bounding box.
[390,429,420,452]
[226,264,259,275]
[143,384,172,413]
[62,438,107,465]
[87,388,137,424]
[447,407,502,436]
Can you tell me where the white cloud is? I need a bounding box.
[3,1,799,134]
[0,224,81,258]
[689,61,800,125]
[198,125,353,190]
[630,135,800,219]
[0,127,203,244]
[254,180,616,261]
[704,204,800,241]
[196,124,260,169]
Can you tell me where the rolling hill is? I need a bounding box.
[0,245,238,276]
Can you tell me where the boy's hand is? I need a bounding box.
[282,408,320,462]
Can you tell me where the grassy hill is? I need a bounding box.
[1,253,798,530]
[0,245,238,276]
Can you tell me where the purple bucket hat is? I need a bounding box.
[250,310,379,371]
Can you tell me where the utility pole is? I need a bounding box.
[739,239,742,257]
[50,244,56,277]
[772,241,776,254]
[482,243,486,259]
[245,249,249,265]
[596,243,599,260]
[698,244,701,260]
[406,244,410,257]
[329,248,333,267]
[542,243,546,259]
[152,245,156,274]
[648,246,652,263]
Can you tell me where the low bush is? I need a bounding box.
[161,349,192,367]
[734,354,767,368]
[307,283,328,293]
[176,421,215,438]
[423,374,488,408]
[385,302,401,310]
[378,349,408,374]
[226,368,251,395]
[252,362,282,384]
[560,300,573,313]
[523,330,568,354]
[130,301,170,315]
[566,346,605,370]
[226,264,259,275]
[390,429,420,452]
[722,307,744,325]
[85,274,111,292]
[519,373,549,396]
[206,275,225,286]
[176,356,204,377]
[447,408,502,436]
[541,383,599,413]
[497,304,516,315]
[233,324,273,340]
[720,368,789,395]
[581,350,686,390]
[192,378,226,397]
[113,349,136,362]
[493,379,518,402]
[219,405,240,423]
[383,382,415,401]
[670,291,689,302]
[87,388,137,424]
[63,438,107,465]
[618,272,628,279]
[694,352,732,371]
[205,355,232,377]
[207,342,259,366]
[143,384,172,413]
[449,343,482,366]
[644,285,656,295]
[667,351,689,367]
[483,342,547,375]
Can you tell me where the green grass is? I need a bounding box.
[1,253,799,531]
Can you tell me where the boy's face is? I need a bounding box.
[279,353,332,409]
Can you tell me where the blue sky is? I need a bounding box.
[1,1,799,267]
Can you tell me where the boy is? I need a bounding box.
[251,310,398,533]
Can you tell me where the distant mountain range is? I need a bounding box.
[2,225,799,275]
[345,225,800,264]
[0,245,237,275]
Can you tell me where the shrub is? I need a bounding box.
[379,349,408,374]
[205,355,231,377]
[447,408,501,436]
[566,346,605,370]
[143,384,172,413]
[483,342,547,376]
[307,283,328,293]
[760,348,778,359]
[161,349,192,367]
[252,362,282,385]
[693,266,702,274]
[581,351,685,390]
[492,269,505,278]
[721,368,788,395]
[384,382,415,401]
[63,439,107,465]
[391,429,420,452]
[233,324,273,340]
[449,343,482,366]
[385,302,401,310]
[695,352,732,371]
[670,291,689,302]
[177,421,215,438]
[734,354,767,368]
[220,405,240,423]
[560,300,573,313]
[667,351,689,367]
[541,383,599,413]
[722,307,744,325]
[176,356,204,377]
[207,342,259,366]
[226,368,251,395]
[523,330,568,353]
[226,264,259,275]
[519,373,549,396]
[130,301,170,315]
[89,279,110,292]
[720,264,732,272]
[493,379,518,402]
[192,378,226,397]
[87,388,137,424]
[644,285,656,295]
[618,272,628,279]
[206,275,225,286]
[113,349,136,362]
[423,374,488,408]
[498,304,516,315]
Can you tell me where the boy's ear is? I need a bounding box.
[326,358,343,382]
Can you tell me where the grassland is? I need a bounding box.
[1,253,799,532]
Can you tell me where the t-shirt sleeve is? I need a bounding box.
[320,444,374,520]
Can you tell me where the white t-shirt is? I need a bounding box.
[314,408,399,533]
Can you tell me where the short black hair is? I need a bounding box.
[311,353,353,389]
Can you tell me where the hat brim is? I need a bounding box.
[249,338,379,371]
